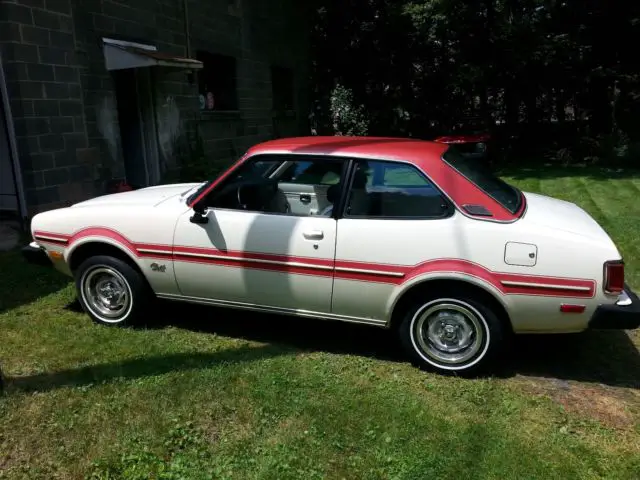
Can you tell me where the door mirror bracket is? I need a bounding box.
[190,203,209,224]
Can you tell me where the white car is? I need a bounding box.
[22,136,640,375]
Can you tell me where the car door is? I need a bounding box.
[172,154,347,314]
[332,158,456,321]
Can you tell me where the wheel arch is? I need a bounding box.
[67,239,142,274]
[388,275,513,334]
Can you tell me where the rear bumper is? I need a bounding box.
[21,242,52,267]
[589,284,640,330]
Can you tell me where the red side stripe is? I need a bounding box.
[171,245,335,268]
[174,256,335,278]
[34,237,68,246]
[34,227,595,297]
[33,230,71,240]
[69,227,139,257]
[33,230,70,246]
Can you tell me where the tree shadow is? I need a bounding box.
[6,343,290,394]
[0,247,72,315]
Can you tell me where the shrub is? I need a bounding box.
[329,84,369,136]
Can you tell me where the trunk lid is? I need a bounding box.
[521,191,611,242]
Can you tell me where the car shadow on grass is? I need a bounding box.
[6,301,639,394]
[151,301,403,363]
[502,330,640,388]
[151,301,640,389]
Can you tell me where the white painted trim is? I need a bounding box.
[500,280,591,292]
[157,293,388,327]
[34,234,68,243]
[102,37,157,51]
[334,266,404,277]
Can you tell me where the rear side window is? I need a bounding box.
[345,160,452,219]
[442,147,522,214]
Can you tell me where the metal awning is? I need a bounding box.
[102,38,203,71]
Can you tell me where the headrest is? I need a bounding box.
[326,184,340,203]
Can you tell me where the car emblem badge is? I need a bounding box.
[150,263,166,273]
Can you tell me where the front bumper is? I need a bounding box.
[21,242,52,267]
[589,283,640,330]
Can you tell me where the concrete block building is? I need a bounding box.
[0,0,310,219]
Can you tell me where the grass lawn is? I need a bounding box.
[1,167,639,479]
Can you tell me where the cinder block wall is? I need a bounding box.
[0,0,310,216]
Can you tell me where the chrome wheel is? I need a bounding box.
[80,266,133,323]
[411,299,488,369]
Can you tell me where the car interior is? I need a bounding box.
[207,158,451,219]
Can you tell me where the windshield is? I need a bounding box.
[186,179,214,206]
[442,147,522,214]
[185,156,284,206]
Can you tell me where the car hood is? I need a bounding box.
[72,183,202,208]
[521,191,611,242]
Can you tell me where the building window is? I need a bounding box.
[196,51,238,111]
[271,65,294,113]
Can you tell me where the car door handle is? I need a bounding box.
[300,194,311,204]
[303,230,324,240]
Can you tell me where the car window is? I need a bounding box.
[280,160,342,185]
[383,164,428,186]
[206,154,346,217]
[232,158,282,181]
[442,146,522,214]
[344,160,451,219]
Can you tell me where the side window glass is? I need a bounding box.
[209,155,345,217]
[281,160,342,186]
[206,156,282,208]
[345,160,450,218]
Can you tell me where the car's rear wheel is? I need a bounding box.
[398,294,504,375]
[75,255,150,327]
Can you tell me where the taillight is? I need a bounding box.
[603,260,625,295]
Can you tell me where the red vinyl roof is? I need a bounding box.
[247,136,449,161]
[190,136,524,222]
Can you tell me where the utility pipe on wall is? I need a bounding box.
[0,51,28,225]
[183,0,191,58]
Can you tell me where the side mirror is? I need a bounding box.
[190,202,209,224]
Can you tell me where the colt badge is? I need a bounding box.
[150,263,166,273]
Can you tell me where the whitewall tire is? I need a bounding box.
[399,295,504,375]
[75,255,151,327]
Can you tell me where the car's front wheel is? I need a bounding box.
[398,294,504,376]
[75,255,151,327]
